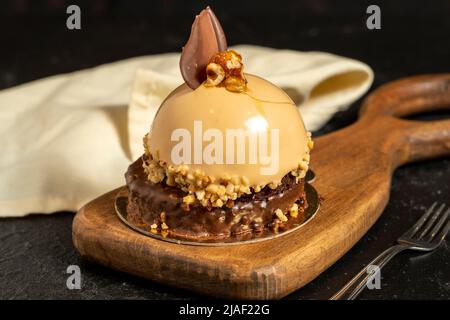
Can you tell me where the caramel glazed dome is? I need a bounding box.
[124,9,313,241]
[125,72,313,240]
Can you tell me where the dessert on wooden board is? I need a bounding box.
[124,7,313,242]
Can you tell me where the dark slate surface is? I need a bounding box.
[0,0,449,300]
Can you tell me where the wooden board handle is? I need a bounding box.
[358,74,450,167]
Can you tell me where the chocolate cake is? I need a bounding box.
[125,157,308,241]
[123,7,314,242]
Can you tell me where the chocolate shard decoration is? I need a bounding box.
[180,6,228,89]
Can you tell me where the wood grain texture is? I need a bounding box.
[72,74,450,299]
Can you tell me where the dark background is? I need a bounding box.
[0,0,449,299]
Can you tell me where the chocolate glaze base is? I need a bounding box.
[125,157,308,241]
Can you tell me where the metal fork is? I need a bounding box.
[330,202,450,300]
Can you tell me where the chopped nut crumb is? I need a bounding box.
[183,194,195,204]
[275,209,288,222]
[289,203,299,218]
[141,131,313,209]
[195,189,205,200]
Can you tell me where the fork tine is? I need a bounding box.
[428,207,450,240]
[418,204,446,239]
[432,209,450,242]
[407,202,437,238]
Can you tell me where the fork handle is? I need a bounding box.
[330,244,410,300]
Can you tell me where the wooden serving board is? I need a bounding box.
[73,75,450,299]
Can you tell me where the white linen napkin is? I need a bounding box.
[0,45,373,217]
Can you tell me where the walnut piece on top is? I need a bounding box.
[204,50,247,92]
